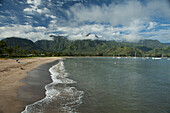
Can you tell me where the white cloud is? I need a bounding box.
[112,32,120,36]
[160,24,170,26]
[146,0,170,19]
[27,0,41,6]
[0,15,6,19]
[121,34,142,43]
[68,0,170,26]
[0,19,164,43]
[0,25,50,41]
[1,0,170,43]
[24,0,50,15]
[37,8,50,14]
[45,14,57,19]
[66,0,170,42]
[24,7,50,14]
[139,27,170,42]
[54,24,125,41]
[148,34,170,43]
[147,22,157,29]
[24,15,33,19]
[141,28,170,36]
[24,8,35,15]
[68,1,149,26]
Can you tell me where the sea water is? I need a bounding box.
[22,60,84,113]
[22,57,170,113]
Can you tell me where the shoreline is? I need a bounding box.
[0,57,62,113]
[18,60,60,112]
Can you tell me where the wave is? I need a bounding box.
[22,60,84,113]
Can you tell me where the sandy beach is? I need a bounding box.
[0,57,62,113]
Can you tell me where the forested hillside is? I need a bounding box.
[1,36,170,57]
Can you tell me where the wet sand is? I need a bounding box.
[18,60,60,111]
[0,57,62,113]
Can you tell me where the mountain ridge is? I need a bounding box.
[1,36,170,57]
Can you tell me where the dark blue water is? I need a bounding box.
[64,57,170,113]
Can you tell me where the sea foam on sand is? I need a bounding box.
[22,60,84,113]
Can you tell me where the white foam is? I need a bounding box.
[45,89,60,98]
[22,60,84,113]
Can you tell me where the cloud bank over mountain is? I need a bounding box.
[0,0,170,42]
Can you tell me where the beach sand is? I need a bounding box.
[0,57,62,113]
[18,60,60,112]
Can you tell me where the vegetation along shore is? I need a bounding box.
[0,36,170,58]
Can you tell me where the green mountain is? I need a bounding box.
[1,36,170,57]
[35,35,69,52]
[3,37,40,50]
[138,39,164,48]
[35,36,124,55]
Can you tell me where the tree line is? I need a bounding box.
[0,36,170,58]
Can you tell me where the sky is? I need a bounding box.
[0,0,170,43]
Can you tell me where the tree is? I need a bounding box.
[0,40,7,56]
[0,40,7,49]
[6,47,13,57]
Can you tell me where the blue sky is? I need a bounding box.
[0,0,170,43]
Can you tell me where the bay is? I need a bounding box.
[64,57,170,113]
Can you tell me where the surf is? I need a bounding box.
[22,60,84,113]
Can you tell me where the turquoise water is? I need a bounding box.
[64,57,170,113]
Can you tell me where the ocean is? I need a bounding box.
[22,57,170,113]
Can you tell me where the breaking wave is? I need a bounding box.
[22,60,84,113]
